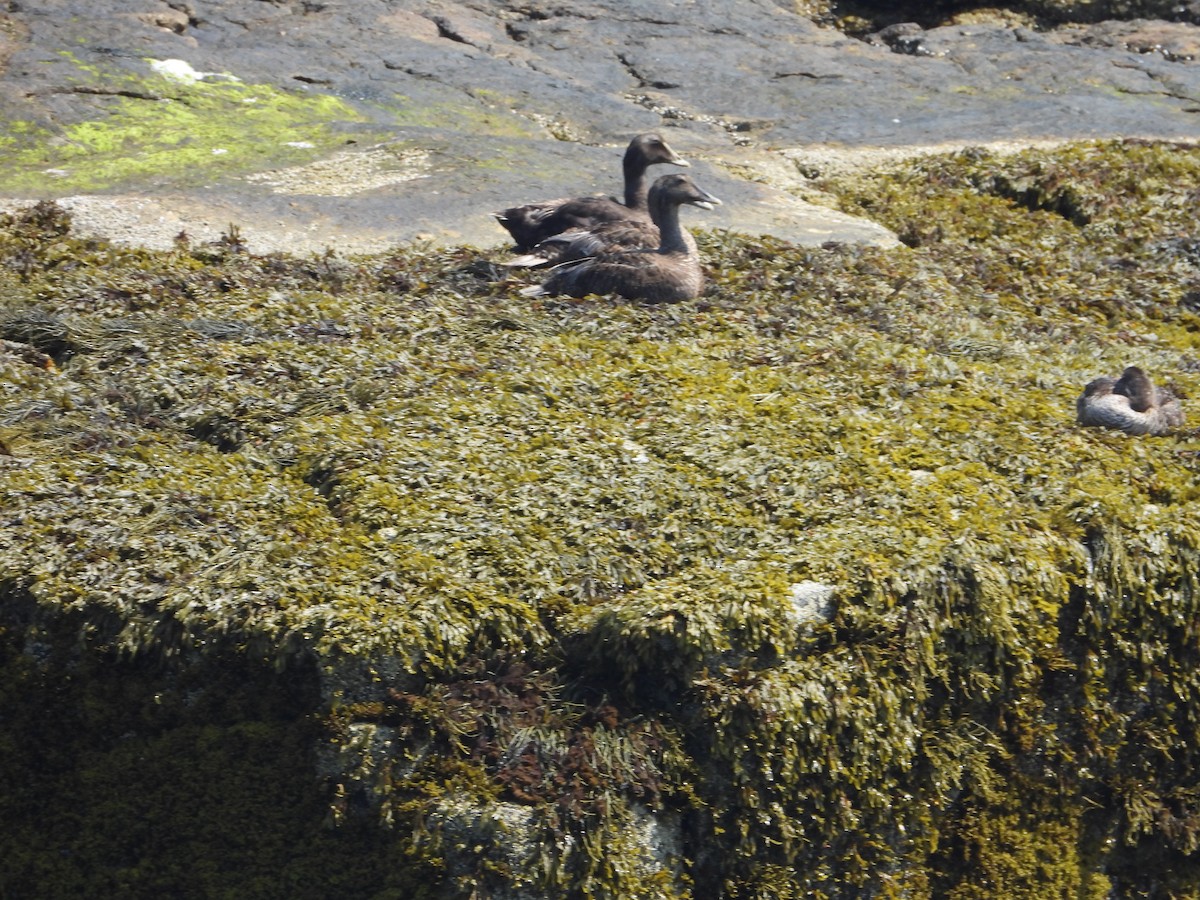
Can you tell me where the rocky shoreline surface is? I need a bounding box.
[2,2,1200,252]
[4,4,1200,899]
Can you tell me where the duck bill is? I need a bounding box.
[691,192,722,211]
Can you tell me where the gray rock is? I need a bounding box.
[428,797,685,900]
[2,2,1199,253]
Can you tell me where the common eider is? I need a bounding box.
[520,173,720,304]
[1076,366,1184,436]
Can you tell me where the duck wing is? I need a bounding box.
[494,196,645,251]
[505,218,660,268]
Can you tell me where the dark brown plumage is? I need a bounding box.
[1076,366,1184,435]
[504,215,666,268]
[494,134,690,251]
[520,173,720,304]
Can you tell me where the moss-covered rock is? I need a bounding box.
[2,140,1200,896]
[0,54,379,195]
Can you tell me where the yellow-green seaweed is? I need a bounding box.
[2,139,1200,897]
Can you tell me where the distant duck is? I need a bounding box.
[520,173,720,304]
[1076,366,1184,435]
[494,133,690,251]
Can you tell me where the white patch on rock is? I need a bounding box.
[788,580,835,626]
[622,439,651,464]
[148,58,242,84]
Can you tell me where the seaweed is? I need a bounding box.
[3,140,1200,897]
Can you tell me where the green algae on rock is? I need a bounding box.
[0,56,372,194]
[2,140,1200,897]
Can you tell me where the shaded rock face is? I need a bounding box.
[0,1,1199,252]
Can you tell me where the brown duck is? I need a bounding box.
[1076,366,1184,435]
[494,133,690,251]
[520,173,720,304]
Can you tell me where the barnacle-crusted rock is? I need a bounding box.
[2,140,1200,897]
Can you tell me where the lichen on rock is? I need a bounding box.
[0,54,374,194]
